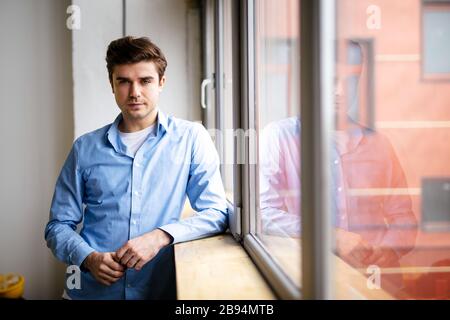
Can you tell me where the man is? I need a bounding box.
[259,40,417,289]
[45,36,228,299]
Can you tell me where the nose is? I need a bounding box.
[334,78,344,99]
[129,82,141,99]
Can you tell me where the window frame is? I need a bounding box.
[299,0,335,299]
[202,0,243,238]
[201,0,217,128]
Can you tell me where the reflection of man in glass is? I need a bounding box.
[259,40,418,286]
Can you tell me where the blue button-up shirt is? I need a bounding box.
[45,111,228,299]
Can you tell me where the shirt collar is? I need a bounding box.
[334,126,364,155]
[106,109,170,153]
[106,113,125,154]
[157,110,170,136]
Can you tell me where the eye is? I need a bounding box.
[142,79,152,85]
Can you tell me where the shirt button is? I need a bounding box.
[134,191,140,196]
[131,220,137,225]
[340,216,345,220]
[334,159,339,165]
[337,187,343,192]
[135,162,141,167]
[127,284,131,288]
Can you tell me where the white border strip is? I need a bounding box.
[376,121,450,129]
[348,188,422,196]
[358,266,450,275]
[375,54,420,62]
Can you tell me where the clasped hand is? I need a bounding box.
[335,228,399,269]
[83,229,172,286]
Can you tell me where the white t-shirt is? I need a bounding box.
[119,123,156,156]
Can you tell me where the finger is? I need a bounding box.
[372,255,387,267]
[351,248,369,263]
[106,256,126,272]
[99,271,120,284]
[360,244,374,261]
[342,253,363,268]
[105,268,124,279]
[120,251,134,266]
[363,254,378,265]
[100,264,124,279]
[351,246,373,267]
[363,248,383,265]
[127,256,140,269]
[116,246,129,260]
[373,251,397,267]
[134,259,148,271]
[111,252,121,263]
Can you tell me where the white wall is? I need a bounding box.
[72,0,123,139]
[0,0,73,299]
[126,0,202,123]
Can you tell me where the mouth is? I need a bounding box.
[127,103,145,110]
[334,97,345,106]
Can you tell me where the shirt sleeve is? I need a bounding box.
[44,139,95,267]
[380,139,418,256]
[159,124,228,244]
[259,123,301,237]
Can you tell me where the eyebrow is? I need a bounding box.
[115,76,155,81]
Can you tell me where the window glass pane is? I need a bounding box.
[331,0,450,299]
[255,0,301,288]
[424,9,450,74]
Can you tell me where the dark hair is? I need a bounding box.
[106,36,167,83]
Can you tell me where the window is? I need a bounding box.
[330,0,450,299]
[203,0,450,300]
[253,0,301,296]
[422,0,450,79]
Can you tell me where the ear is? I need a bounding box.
[159,76,166,92]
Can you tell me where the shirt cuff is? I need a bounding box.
[69,240,95,267]
[158,223,189,245]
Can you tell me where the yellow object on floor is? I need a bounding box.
[0,274,25,299]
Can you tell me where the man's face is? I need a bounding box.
[111,61,165,123]
[334,41,363,130]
